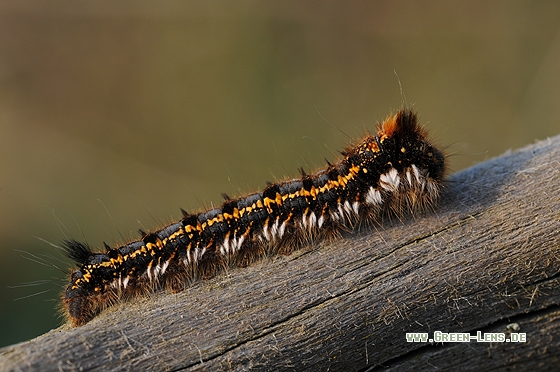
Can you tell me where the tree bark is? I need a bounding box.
[1,134,559,372]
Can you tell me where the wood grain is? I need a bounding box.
[1,134,559,372]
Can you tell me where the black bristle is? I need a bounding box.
[180,208,189,218]
[63,239,93,265]
[299,167,307,177]
[138,229,147,238]
[142,232,158,244]
[221,193,231,201]
[103,242,111,252]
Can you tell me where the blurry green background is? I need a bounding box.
[1,1,559,347]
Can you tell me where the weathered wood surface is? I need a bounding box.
[1,134,559,372]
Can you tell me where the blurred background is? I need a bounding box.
[1,1,559,347]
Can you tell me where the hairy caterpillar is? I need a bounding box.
[62,109,446,326]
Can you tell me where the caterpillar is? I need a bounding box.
[62,109,446,326]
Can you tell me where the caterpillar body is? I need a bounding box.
[62,109,446,326]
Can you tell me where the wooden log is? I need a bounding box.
[1,134,559,372]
